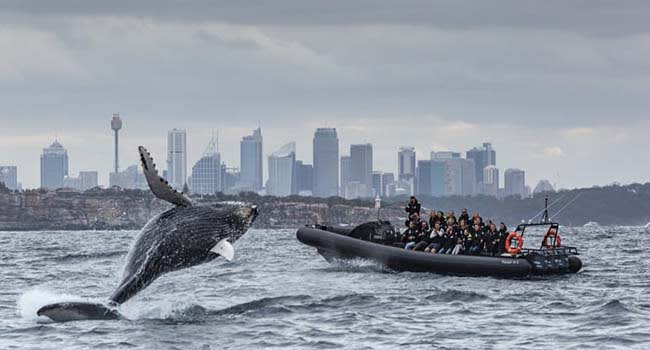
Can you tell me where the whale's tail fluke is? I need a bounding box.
[37,301,122,322]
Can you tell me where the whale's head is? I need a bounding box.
[211,201,258,241]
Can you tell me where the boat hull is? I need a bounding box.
[297,227,578,278]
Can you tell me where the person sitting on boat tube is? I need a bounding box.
[484,223,499,256]
[402,221,420,250]
[412,221,432,251]
[459,208,470,226]
[451,228,466,255]
[497,223,509,255]
[424,221,445,254]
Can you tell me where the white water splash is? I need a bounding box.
[17,288,89,321]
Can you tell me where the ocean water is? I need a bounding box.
[1,226,650,350]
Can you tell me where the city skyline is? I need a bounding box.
[0,118,627,194]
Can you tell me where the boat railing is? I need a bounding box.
[521,246,579,256]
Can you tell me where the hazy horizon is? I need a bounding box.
[2,1,650,189]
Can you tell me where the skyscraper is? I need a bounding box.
[482,165,499,196]
[167,129,187,190]
[40,140,69,189]
[372,171,383,197]
[313,128,339,197]
[295,160,314,194]
[381,172,395,197]
[416,160,432,196]
[350,143,373,190]
[466,142,496,185]
[267,142,296,197]
[111,113,122,174]
[190,136,222,195]
[340,155,351,194]
[239,127,263,192]
[0,166,18,190]
[398,147,416,181]
[431,151,475,196]
[504,168,526,198]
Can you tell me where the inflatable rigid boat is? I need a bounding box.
[297,220,582,278]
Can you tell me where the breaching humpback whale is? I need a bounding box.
[37,146,258,322]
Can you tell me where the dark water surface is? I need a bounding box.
[1,227,650,349]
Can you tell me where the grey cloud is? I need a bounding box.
[2,0,650,36]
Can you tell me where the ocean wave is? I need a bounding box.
[426,289,490,302]
[48,251,127,262]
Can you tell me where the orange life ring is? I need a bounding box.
[542,230,562,248]
[505,231,524,255]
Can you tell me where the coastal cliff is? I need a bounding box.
[1,183,650,230]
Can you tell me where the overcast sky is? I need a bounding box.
[1,1,649,189]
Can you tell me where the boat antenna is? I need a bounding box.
[549,192,583,221]
[527,194,565,222]
[542,196,549,223]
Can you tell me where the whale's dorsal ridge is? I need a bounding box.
[138,145,193,207]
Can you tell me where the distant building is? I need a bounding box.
[504,168,526,198]
[398,147,416,195]
[191,155,222,195]
[40,140,69,189]
[313,128,339,197]
[350,143,373,197]
[466,142,496,185]
[295,161,313,195]
[381,172,395,197]
[430,160,446,197]
[222,166,240,194]
[398,147,416,181]
[416,160,433,196]
[109,165,148,190]
[533,179,555,195]
[340,155,351,195]
[167,129,187,190]
[63,171,98,191]
[0,166,18,190]
[481,165,499,196]
[110,113,122,174]
[267,142,296,197]
[372,171,384,197]
[431,151,474,196]
[239,127,263,192]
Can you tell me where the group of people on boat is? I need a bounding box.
[403,196,510,256]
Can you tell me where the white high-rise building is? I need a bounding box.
[40,140,69,189]
[0,166,18,190]
[430,151,475,196]
[313,128,339,197]
[167,129,187,190]
[191,136,222,195]
[239,127,263,192]
[267,142,296,197]
[482,165,499,196]
[504,168,526,198]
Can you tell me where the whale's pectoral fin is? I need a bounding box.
[210,238,235,261]
[37,302,122,322]
[138,146,192,207]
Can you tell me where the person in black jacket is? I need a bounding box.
[484,223,499,256]
[458,208,470,226]
[402,221,420,250]
[497,222,509,255]
[405,196,421,217]
[412,221,432,251]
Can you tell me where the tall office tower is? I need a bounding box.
[239,127,263,192]
[416,160,433,196]
[350,143,373,192]
[381,172,395,197]
[482,165,499,196]
[167,129,187,190]
[40,140,69,189]
[466,142,496,185]
[430,151,474,196]
[398,147,416,181]
[313,128,339,197]
[340,155,351,195]
[191,136,222,195]
[295,160,314,194]
[0,166,18,190]
[372,171,384,197]
[504,168,526,198]
[267,142,296,197]
[110,113,122,174]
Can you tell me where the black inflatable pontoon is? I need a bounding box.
[297,221,582,278]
